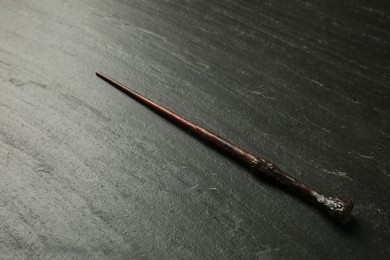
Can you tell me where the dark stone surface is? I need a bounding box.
[0,0,389,259]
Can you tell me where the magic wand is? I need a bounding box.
[96,71,354,223]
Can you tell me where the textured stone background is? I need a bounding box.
[0,0,389,259]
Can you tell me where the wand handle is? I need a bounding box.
[96,71,353,223]
[250,158,353,223]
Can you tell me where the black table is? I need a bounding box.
[1,0,389,259]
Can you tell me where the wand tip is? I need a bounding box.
[96,71,106,80]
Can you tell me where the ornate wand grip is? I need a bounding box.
[250,158,354,223]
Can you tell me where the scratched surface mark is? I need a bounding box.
[0,0,389,259]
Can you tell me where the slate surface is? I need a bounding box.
[0,0,389,259]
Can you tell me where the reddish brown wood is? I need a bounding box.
[96,71,354,223]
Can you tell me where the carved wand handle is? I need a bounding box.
[96,71,354,223]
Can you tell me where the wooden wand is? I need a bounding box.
[96,71,354,223]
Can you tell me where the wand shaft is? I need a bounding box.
[96,71,353,223]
